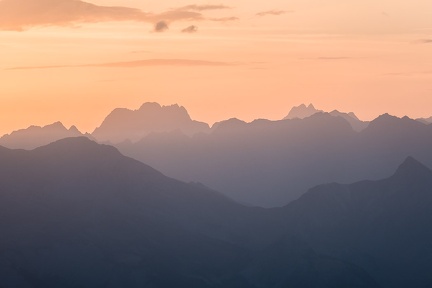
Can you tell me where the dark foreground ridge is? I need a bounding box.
[1,138,432,287]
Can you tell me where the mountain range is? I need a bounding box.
[284,103,369,131]
[0,121,85,150]
[117,111,432,207]
[1,103,431,207]
[1,137,432,287]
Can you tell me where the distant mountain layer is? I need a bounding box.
[1,138,432,287]
[284,103,323,119]
[0,102,430,209]
[0,121,85,150]
[92,102,210,143]
[284,103,369,131]
[416,116,432,124]
[118,112,432,207]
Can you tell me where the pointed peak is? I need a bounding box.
[285,103,322,120]
[68,125,81,134]
[45,121,66,129]
[393,156,432,179]
[347,112,359,120]
[376,113,395,120]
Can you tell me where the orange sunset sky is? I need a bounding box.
[1,0,432,135]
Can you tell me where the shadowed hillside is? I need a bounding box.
[0,137,377,288]
[118,112,432,207]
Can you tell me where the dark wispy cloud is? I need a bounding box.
[182,25,198,33]
[6,59,236,70]
[418,39,432,44]
[154,21,169,32]
[256,10,288,17]
[0,0,236,31]
[210,16,239,22]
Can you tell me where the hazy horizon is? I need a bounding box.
[1,0,432,135]
[0,100,430,136]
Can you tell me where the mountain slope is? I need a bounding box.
[0,137,375,288]
[0,137,250,288]
[118,113,359,207]
[280,157,432,288]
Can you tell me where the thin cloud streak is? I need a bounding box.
[176,4,232,12]
[210,17,239,22]
[299,56,356,61]
[6,59,237,70]
[256,10,289,17]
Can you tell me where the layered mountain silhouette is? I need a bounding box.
[416,116,432,124]
[92,102,210,143]
[1,103,431,208]
[0,121,85,150]
[0,137,376,288]
[117,111,432,207]
[277,156,432,288]
[1,138,432,287]
[284,103,368,131]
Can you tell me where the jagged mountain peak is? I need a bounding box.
[285,103,322,120]
[392,156,432,180]
[92,102,210,143]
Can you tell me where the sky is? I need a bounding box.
[1,0,432,135]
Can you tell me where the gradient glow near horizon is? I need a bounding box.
[1,0,432,135]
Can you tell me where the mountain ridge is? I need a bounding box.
[92,102,210,143]
[0,121,85,150]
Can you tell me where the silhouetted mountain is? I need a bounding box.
[0,121,85,149]
[328,110,369,131]
[211,118,249,133]
[416,116,432,124]
[118,113,358,207]
[117,112,432,207]
[279,157,432,288]
[284,104,368,131]
[0,137,376,288]
[285,103,323,119]
[92,102,210,143]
